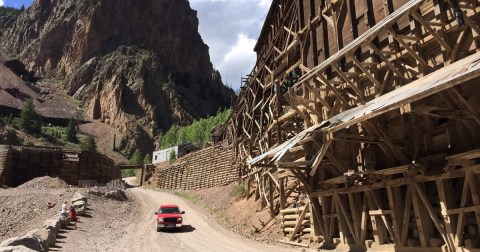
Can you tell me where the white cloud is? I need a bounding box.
[189,0,271,90]
[258,0,271,7]
[0,0,4,6]
[218,34,257,87]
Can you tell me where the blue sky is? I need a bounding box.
[2,0,270,90]
[2,0,32,8]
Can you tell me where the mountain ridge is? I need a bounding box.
[2,0,235,155]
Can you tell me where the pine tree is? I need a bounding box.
[65,118,78,142]
[19,99,42,134]
[130,149,143,165]
[143,154,151,164]
[80,136,97,152]
[20,5,25,12]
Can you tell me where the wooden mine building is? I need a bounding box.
[227,0,480,250]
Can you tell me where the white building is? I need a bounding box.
[152,144,198,165]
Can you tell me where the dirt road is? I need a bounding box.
[110,186,298,252]
[55,178,301,252]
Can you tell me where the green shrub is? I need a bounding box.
[80,136,97,151]
[0,6,21,16]
[230,182,247,199]
[169,150,176,164]
[5,114,14,125]
[144,154,151,164]
[121,169,136,178]
[130,149,143,165]
[19,99,42,134]
[160,108,231,148]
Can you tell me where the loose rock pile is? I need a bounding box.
[105,189,127,201]
[88,187,128,201]
[0,191,88,251]
[0,175,130,251]
[16,177,69,190]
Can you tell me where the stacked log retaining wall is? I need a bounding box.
[0,145,120,187]
[156,146,237,190]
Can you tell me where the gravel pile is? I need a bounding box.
[1,177,136,247]
[17,176,69,190]
[0,177,71,239]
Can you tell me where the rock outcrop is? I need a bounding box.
[3,0,235,155]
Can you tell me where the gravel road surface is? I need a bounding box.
[56,178,300,252]
[111,187,298,252]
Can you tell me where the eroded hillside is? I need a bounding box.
[2,0,235,155]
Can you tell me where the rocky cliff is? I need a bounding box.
[2,0,234,155]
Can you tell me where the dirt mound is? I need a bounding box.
[188,183,284,243]
[0,185,137,244]
[17,176,68,190]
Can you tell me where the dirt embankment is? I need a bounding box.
[0,177,72,239]
[0,176,138,250]
[183,184,286,244]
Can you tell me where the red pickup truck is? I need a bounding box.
[155,204,185,232]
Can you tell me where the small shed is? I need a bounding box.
[152,144,198,164]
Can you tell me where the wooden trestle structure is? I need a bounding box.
[226,0,480,250]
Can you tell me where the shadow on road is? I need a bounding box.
[125,183,137,189]
[179,225,196,233]
[82,212,93,218]
[160,225,196,233]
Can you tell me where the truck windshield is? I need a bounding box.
[160,207,180,214]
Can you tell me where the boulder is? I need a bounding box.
[58,214,69,228]
[105,191,118,200]
[117,189,127,200]
[71,200,87,216]
[105,189,127,201]
[0,245,37,252]
[71,192,88,204]
[42,228,56,247]
[88,190,102,196]
[43,218,61,236]
[27,229,52,249]
[0,235,47,252]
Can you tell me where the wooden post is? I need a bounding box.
[279,177,286,209]
[309,196,324,242]
[411,182,433,248]
[435,179,456,251]
[269,176,274,214]
[113,134,116,151]
[386,185,403,247]
[140,164,145,186]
